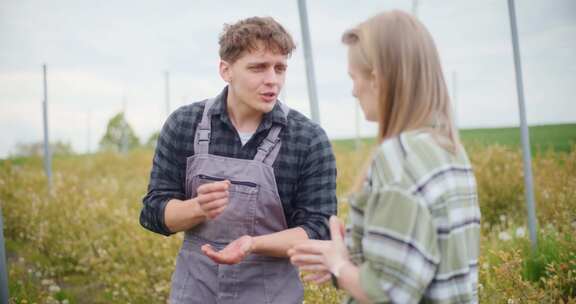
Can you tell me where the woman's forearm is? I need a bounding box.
[337,262,373,304]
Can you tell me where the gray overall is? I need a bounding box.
[169,99,304,304]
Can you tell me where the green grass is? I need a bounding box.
[460,124,576,154]
[332,123,576,154]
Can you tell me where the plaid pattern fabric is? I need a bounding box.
[345,130,480,304]
[140,86,337,240]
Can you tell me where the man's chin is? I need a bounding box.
[256,101,276,113]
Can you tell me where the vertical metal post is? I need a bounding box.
[121,93,128,154]
[86,110,91,154]
[0,207,8,303]
[412,0,419,17]
[165,71,171,117]
[297,0,320,124]
[280,86,287,103]
[42,64,52,189]
[507,0,538,250]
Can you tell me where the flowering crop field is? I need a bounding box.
[1,126,575,303]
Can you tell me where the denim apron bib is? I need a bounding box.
[169,98,303,304]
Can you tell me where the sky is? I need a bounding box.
[0,0,575,158]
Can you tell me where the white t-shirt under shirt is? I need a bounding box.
[238,131,254,146]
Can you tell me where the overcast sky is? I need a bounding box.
[1,0,575,158]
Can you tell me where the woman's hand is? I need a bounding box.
[288,216,351,284]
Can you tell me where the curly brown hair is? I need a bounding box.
[219,16,296,63]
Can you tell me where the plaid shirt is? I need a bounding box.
[345,130,480,304]
[140,86,337,240]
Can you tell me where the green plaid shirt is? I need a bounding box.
[345,130,480,303]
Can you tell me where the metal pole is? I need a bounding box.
[280,86,287,103]
[0,207,8,303]
[121,93,128,154]
[507,0,538,250]
[42,64,52,189]
[165,71,171,117]
[297,0,320,124]
[86,110,91,154]
[412,0,419,17]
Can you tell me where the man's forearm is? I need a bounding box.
[164,198,206,233]
[251,227,309,257]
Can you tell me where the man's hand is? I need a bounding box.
[196,180,231,219]
[201,235,253,265]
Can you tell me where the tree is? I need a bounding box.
[13,141,74,157]
[99,112,140,152]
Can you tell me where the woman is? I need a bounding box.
[288,10,480,304]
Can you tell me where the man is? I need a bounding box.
[140,16,337,303]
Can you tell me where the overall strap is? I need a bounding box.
[194,98,216,155]
[253,102,290,166]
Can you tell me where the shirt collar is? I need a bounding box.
[209,86,288,129]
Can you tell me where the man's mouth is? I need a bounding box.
[260,92,277,102]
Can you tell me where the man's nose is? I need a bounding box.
[263,68,279,84]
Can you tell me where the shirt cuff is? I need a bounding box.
[157,198,175,236]
[298,224,322,240]
[359,262,392,303]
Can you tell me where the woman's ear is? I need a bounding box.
[219,60,232,83]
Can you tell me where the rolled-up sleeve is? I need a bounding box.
[359,187,440,303]
[140,110,188,236]
[290,125,337,240]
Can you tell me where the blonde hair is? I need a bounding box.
[342,10,460,152]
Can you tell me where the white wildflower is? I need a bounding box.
[499,215,507,223]
[41,279,54,286]
[49,284,61,293]
[498,231,511,241]
[515,227,526,238]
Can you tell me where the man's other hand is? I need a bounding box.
[201,235,253,264]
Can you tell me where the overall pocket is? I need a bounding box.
[192,174,259,243]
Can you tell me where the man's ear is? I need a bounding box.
[219,60,232,83]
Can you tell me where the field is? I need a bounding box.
[1,124,575,303]
[333,123,576,154]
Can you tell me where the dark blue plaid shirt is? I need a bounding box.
[140,87,337,240]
